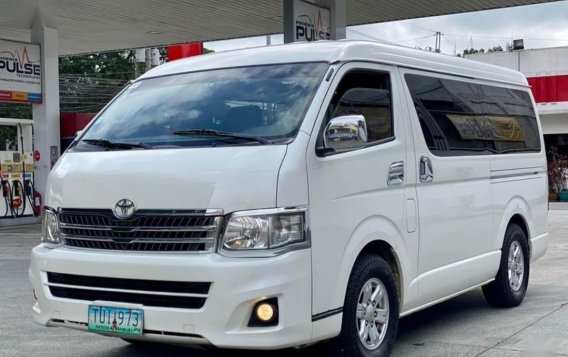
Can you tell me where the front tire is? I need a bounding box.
[483,223,530,307]
[331,254,399,357]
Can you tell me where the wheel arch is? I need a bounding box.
[508,213,531,257]
[356,240,404,307]
[497,196,533,256]
[335,216,409,312]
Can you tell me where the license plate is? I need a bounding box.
[88,306,143,336]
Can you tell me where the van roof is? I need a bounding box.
[140,40,528,87]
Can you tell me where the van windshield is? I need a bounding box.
[75,62,328,150]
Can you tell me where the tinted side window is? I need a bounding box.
[325,70,393,144]
[405,74,541,156]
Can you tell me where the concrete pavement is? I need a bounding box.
[0,212,567,356]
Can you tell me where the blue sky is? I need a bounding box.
[205,1,568,55]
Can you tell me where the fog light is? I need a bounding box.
[249,298,279,327]
[256,303,274,322]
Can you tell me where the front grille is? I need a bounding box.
[47,272,210,309]
[59,209,222,252]
[64,239,206,252]
[47,272,211,294]
[49,287,206,309]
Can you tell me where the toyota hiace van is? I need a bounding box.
[30,41,548,357]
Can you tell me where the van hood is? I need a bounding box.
[46,146,287,213]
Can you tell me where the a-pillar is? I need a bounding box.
[31,18,60,198]
[284,0,346,43]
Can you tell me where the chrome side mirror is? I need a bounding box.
[323,115,368,153]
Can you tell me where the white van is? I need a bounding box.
[29,41,548,356]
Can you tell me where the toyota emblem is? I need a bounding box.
[113,199,136,219]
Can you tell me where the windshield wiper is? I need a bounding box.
[81,139,153,150]
[173,129,270,145]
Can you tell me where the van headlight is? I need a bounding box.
[220,208,308,256]
[41,208,61,245]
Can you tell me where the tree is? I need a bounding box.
[462,48,485,56]
[487,45,504,53]
[0,103,32,119]
[59,51,137,80]
[58,51,137,113]
[59,47,214,113]
[461,45,504,57]
[0,103,29,151]
[2,46,215,116]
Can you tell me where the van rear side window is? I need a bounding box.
[405,74,541,156]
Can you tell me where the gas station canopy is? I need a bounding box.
[0,0,561,209]
[0,0,560,55]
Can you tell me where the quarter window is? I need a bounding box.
[405,74,541,156]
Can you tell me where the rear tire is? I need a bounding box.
[330,254,399,357]
[483,223,530,307]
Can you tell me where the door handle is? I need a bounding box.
[387,161,405,186]
[419,156,434,183]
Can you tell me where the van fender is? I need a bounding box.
[333,215,409,311]
[494,196,533,252]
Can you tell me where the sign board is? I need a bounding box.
[167,43,203,61]
[293,1,331,42]
[0,39,42,104]
[513,39,524,50]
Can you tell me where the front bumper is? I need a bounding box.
[29,245,313,349]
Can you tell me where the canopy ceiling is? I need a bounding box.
[0,0,560,55]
